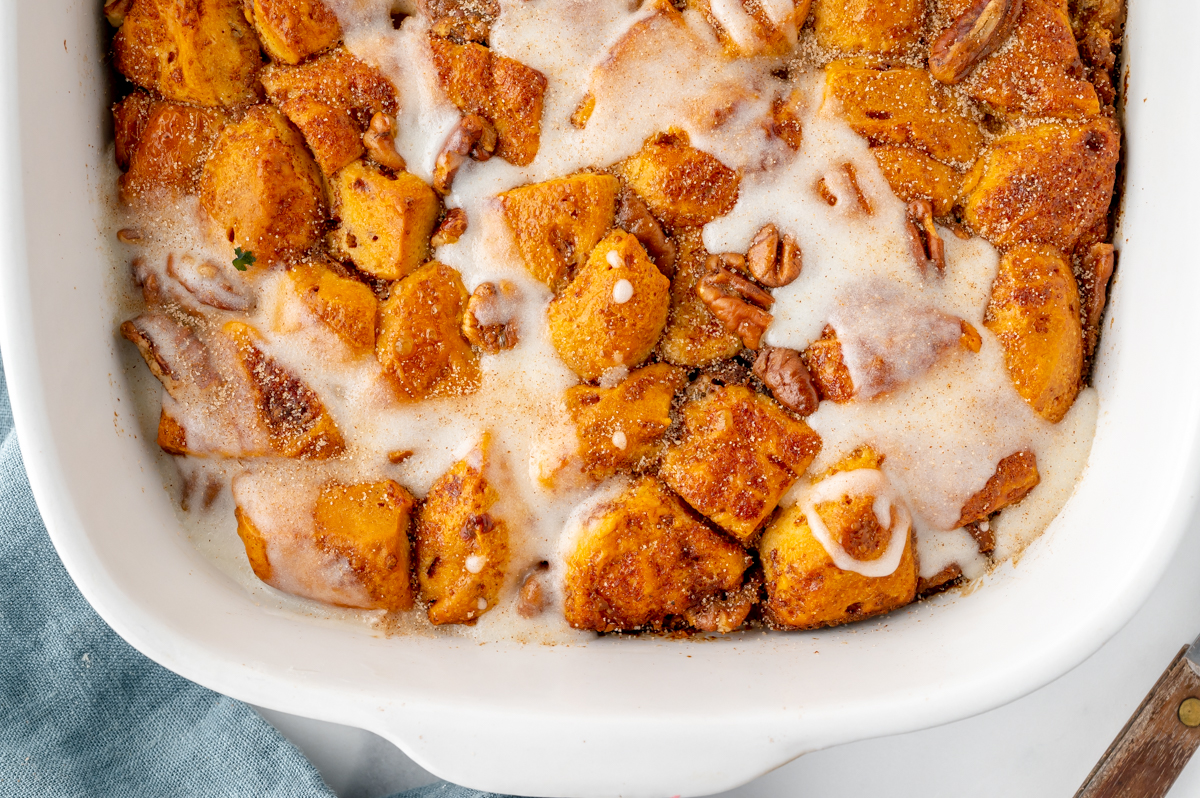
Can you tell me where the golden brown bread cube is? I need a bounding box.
[285,263,377,355]
[200,105,326,266]
[562,477,752,632]
[428,36,547,166]
[234,478,416,611]
[223,321,346,458]
[546,231,671,381]
[660,384,822,543]
[957,450,1040,527]
[802,326,855,403]
[330,160,440,281]
[871,145,962,217]
[376,262,481,401]
[416,443,510,625]
[261,48,397,176]
[119,100,229,203]
[985,245,1083,423]
[961,118,1119,252]
[824,61,983,165]
[619,130,740,230]
[112,91,156,172]
[657,229,742,367]
[114,0,263,107]
[499,173,620,290]
[564,363,687,481]
[957,0,1101,120]
[760,462,917,630]
[812,0,925,55]
[246,0,342,65]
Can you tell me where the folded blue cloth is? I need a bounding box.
[0,362,509,798]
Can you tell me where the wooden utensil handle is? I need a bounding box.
[1075,646,1200,798]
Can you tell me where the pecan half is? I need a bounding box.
[431,207,468,247]
[929,0,1024,85]
[696,255,774,349]
[463,281,519,353]
[753,346,819,416]
[905,199,945,277]
[616,187,676,278]
[362,112,407,172]
[746,223,802,288]
[433,114,497,195]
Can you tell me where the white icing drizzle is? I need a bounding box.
[800,469,911,578]
[612,279,634,304]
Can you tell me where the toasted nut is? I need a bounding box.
[571,93,595,129]
[387,449,414,465]
[430,13,490,45]
[843,163,872,215]
[1081,243,1115,363]
[117,228,143,244]
[463,281,519,354]
[431,208,468,247]
[615,187,676,278]
[753,347,819,416]
[929,0,1024,85]
[917,563,963,597]
[684,573,761,634]
[768,94,803,150]
[362,112,407,172]
[696,255,774,349]
[433,114,498,195]
[516,562,550,618]
[815,177,837,206]
[906,200,945,277]
[966,521,996,554]
[959,319,982,353]
[746,223,802,288]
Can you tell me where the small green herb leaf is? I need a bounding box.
[232,247,256,271]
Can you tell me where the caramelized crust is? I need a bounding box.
[619,129,740,230]
[199,105,327,266]
[112,91,156,172]
[247,0,342,65]
[284,262,378,355]
[416,443,511,625]
[802,326,855,403]
[546,231,671,381]
[262,48,397,176]
[565,363,687,481]
[953,0,1102,119]
[812,0,926,55]
[961,117,1119,252]
[428,36,547,166]
[223,321,346,458]
[114,0,262,107]
[957,450,1040,527]
[660,384,822,543]
[563,477,752,632]
[499,173,620,290]
[119,101,229,202]
[871,145,963,217]
[985,245,1083,423]
[376,262,481,401]
[329,160,440,282]
[657,229,743,367]
[825,61,983,166]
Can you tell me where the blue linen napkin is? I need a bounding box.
[0,361,512,798]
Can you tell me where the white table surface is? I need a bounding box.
[258,499,1200,798]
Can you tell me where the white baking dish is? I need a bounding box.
[3,2,1199,795]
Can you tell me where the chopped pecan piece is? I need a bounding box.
[753,346,819,416]
[906,199,945,277]
[463,280,519,353]
[815,177,837,206]
[696,255,775,349]
[570,93,595,129]
[615,187,676,278]
[432,208,469,247]
[929,0,1024,85]
[433,113,497,195]
[917,563,963,597]
[516,561,550,618]
[362,112,407,172]
[959,319,982,353]
[746,223,802,288]
[843,163,872,214]
[683,573,761,634]
[387,449,414,465]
